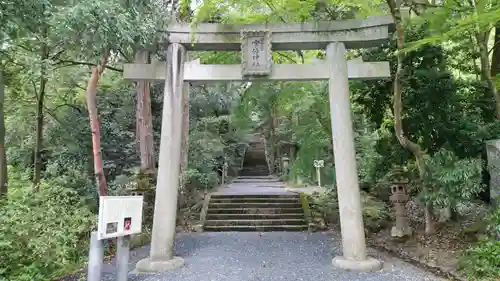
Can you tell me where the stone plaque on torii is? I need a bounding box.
[122,15,395,274]
[240,30,272,77]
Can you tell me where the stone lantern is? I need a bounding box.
[222,161,228,186]
[389,183,412,237]
[281,155,290,176]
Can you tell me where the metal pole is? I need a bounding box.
[87,231,104,281]
[116,235,131,281]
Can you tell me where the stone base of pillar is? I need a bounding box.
[133,256,185,273]
[332,256,382,272]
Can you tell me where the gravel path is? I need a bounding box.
[95,232,446,281]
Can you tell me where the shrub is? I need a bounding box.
[0,175,95,281]
[361,192,391,233]
[459,206,500,280]
[424,149,484,211]
[459,238,500,280]
[486,204,500,239]
[308,188,390,234]
[308,189,338,223]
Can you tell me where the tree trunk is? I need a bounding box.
[476,31,500,119]
[135,50,155,172]
[86,51,110,197]
[33,29,48,190]
[33,78,46,189]
[386,0,435,234]
[0,69,7,198]
[469,0,500,118]
[490,24,500,78]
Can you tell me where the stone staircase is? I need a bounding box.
[240,134,269,177]
[203,193,308,232]
[203,134,307,232]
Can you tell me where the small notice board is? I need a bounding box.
[97,196,144,240]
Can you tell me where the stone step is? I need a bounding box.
[210,197,299,204]
[230,184,284,188]
[231,179,279,183]
[236,172,273,174]
[206,207,303,214]
[239,172,269,174]
[209,202,300,209]
[203,225,308,232]
[205,213,305,220]
[240,168,269,172]
[243,154,266,158]
[247,148,265,151]
[243,153,266,157]
[242,159,267,163]
[236,176,277,179]
[236,175,275,178]
[240,169,269,172]
[210,194,298,199]
[204,219,305,226]
[239,172,270,175]
[250,185,286,188]
[240,169,268,171]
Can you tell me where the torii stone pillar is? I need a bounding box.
[327,42,381,271]
[135,43,186,272]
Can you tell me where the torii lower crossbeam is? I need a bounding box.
[124,61,390,82]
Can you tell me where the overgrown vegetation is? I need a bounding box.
[1,0,500,280]
[0,169,95,280]
[308,189,390,234]
[459,206,500,279]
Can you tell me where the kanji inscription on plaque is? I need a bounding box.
[241,30,272,77]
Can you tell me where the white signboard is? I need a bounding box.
[313,160,324,168]
[97,196,144,240]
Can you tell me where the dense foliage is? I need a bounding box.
[459,206,500,279]
[0,169,95,280]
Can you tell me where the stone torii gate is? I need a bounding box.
[123,15,394,273]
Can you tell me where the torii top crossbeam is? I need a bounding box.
[166,15,394,51]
